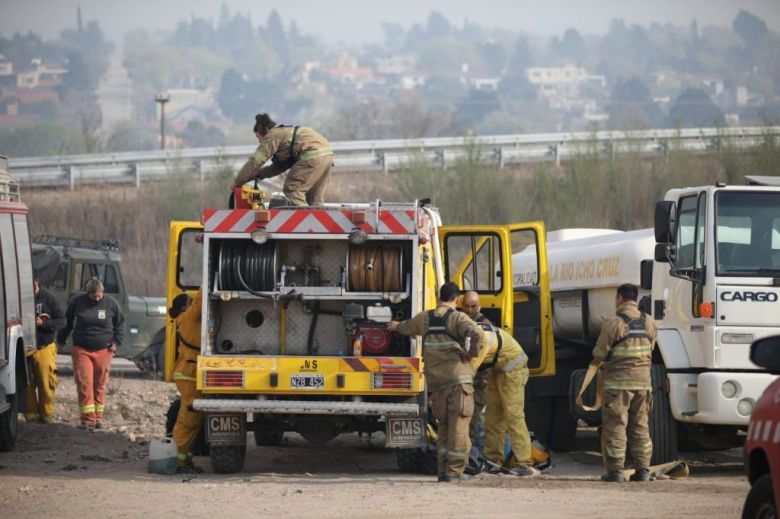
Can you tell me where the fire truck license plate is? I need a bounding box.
[290,374,324,389]
[386,417,425,447]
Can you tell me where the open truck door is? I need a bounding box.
[165,221,203,382]
[438,221,555,376]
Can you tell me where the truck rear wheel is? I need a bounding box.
[742,474,776,519]
[525,395,576,452]
[650,363,678,465]
[254,429,284,446]
[0,393,18,452]
[396,446,437,475]
[210,445,246,474]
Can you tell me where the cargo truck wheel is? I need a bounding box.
[396,448,420,473]
[650,363,678,465]
[0,393,19,452]
[548,396,577,452]
[210,445,246,474]
[254,429,284,446]
[396,445,437,475]
[742,474,776,519]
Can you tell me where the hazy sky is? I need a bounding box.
[1,0,779,45]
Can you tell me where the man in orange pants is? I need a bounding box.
[58,278,124,430]
[169,290,203,473]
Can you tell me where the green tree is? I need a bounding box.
[733,10,768,48]
[179,120,226,147]
[551,28,586,63]
[426,11,451,38]
[607,77,666,130]
[669,88,724,128]
[266,9,289,62]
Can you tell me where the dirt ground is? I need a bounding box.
[0,366,749,519]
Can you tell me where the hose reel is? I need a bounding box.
[218,240,278,291]
[348,246,402,292]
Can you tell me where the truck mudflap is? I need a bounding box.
[206,413,246,446]
[193,399,420,416]
[385,416,426,447]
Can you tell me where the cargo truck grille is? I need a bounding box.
[204,371,245,388]
[372,372,412,389]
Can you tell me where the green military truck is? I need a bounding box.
[31,235,167,361]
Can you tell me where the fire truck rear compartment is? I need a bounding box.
[209,237,416,357]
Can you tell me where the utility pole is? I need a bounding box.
[154,92,171,150]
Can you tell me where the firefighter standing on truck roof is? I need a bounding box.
[460,291,489,453]
[470,318,539,477]
[388,283,483,483]
[169,290,203,474]
[234,113,333,206]
[593,283,658,483]
[25,272,65,424]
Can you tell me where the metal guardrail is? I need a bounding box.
[7,126,779,189]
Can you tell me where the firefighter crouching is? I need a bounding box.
[388,283,483,483]
[25,272,65,423]
[169,290,203,473]
[471,320,539,478]
[593,283,658,483]
[234,113,333,206]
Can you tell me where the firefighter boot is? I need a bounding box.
[600,470,624,483]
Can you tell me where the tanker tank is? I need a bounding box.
[513,228,655,343]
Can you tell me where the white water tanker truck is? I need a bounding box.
[517,180,780,464]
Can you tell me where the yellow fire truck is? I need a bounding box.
[165,189,554,473]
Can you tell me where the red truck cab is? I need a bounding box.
[743,335,780,518]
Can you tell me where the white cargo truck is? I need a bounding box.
[518,180,780,463]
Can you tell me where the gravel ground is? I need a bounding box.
[0,367,750,518]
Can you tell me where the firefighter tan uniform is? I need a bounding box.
[26,284,65,422]
[172,290,203,467]
[468,313,490,449]
[234,125,333,206]
[396,305,483,479]
[593,301,658,474]
[471,323,533,470]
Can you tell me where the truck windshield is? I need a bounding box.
[715,191,780,276]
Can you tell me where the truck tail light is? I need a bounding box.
[699,301,714,318]
[204,371,245,387]
[373,372,412,389]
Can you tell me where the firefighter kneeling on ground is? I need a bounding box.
[169,290,203,474]
[388,283,483,483]
[470,318,540,478]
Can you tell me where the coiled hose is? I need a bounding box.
[348,246,401,292]
[219,241,277,292]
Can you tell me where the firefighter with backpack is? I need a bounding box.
[388,283,484,483]
[592,283,658,483]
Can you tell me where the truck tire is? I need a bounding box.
[0,393,18,452]
[741,474,776,519]
[525,395,553,448]
[165,398,209,456]
[254,429,284,447]
[650,363,678,465]
[396,446,437,475]
[396,448,420,473]
[548,396,577,452]
[210,445,246,474]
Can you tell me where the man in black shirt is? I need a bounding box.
[58,278,124,430]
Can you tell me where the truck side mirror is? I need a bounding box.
[654,243,676,263]
[750,335,780,373]
[654,201,676,243]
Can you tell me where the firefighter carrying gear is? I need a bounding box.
[234,125,333,206]
[471,324,535,473]
[24,343,58,422]
[592,301,658,474]
[395,304,483,478]
[171,290,203,467]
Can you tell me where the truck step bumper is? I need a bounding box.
[192,398,420,416]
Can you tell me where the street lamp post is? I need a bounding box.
[154,92,171,150]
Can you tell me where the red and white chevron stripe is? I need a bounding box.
[202,208,418,234]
